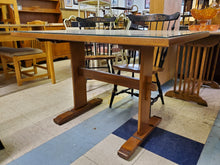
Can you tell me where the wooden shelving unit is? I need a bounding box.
[78,0,111,17]
[17,0,63,23]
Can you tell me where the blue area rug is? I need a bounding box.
[197,111,220,165]
[8,97,138,165]
[113,118,204,165]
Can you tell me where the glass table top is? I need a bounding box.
[14,30,208,39]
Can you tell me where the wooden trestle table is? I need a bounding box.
[11,29,209,160]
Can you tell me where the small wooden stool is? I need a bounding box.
[166,36,220,106]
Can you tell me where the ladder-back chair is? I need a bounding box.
[63,15,78,29]
[76,16,117,73]
[0,40,55,86]
[109,12,180,108]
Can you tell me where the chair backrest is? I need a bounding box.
[76,16,117,56]
[115,13,131,30]
[127,12,180,31]
[127,12,180,68]
[63,15,78,29]
[76,16,116,30]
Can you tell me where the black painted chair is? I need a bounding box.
[76,16,117,73]
[109,12,180,108]
[0,140,4,150]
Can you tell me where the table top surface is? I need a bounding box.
[0,23,64,27]
[0,31,34,42]
[12,30,209,47]
[12,29,206,38]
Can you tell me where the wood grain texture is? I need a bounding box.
[12,31,210,48]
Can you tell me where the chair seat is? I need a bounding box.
[85,55,116,60]
[0,47,43,57]
[113,64,164,74]
[0,44,55,86]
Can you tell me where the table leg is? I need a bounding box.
[118,46,161,160]
[54,42,102,125]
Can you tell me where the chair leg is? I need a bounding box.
[155,73,164,104]
[33,58,37,74]
[131,72,135,96]
[13,57,22,86]
[0,140,4,150]
[106,59,111,73]
[110,59,114,74]
[87,60,90,69]
[109,70,120,108]
[45,41,56,84]
[45,55,51,79]
[1,56,9,79]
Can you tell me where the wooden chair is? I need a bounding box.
[63,15,78,29]
[76,16,117,73]
[0,0,20,24]
[0,40,55,86]
[109,12,180,108]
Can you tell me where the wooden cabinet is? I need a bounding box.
[17,0,63,24]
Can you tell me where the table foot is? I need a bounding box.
[203,81,220,89]
[54,98,103,125]
[118,116,161,160]
[165,91,207,106]
[0,140,4,150]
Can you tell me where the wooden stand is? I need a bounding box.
[165,36,220,106]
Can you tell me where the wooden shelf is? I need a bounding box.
[19,8,61,14]
[36,0,59,1]
[17,0,62,23]
[78,0,110,6]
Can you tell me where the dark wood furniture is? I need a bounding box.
[0,140,4,150]
[12,29,209,160]
[76,16,117,73]
[109,12,180,108]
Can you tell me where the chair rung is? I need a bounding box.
[151,95,160,105]
[21,73,49,82]
[113,64,140,73]
[85,55,115,60]
[113,64,164,74]
[34,64,47,70]
[21,71,35,77]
